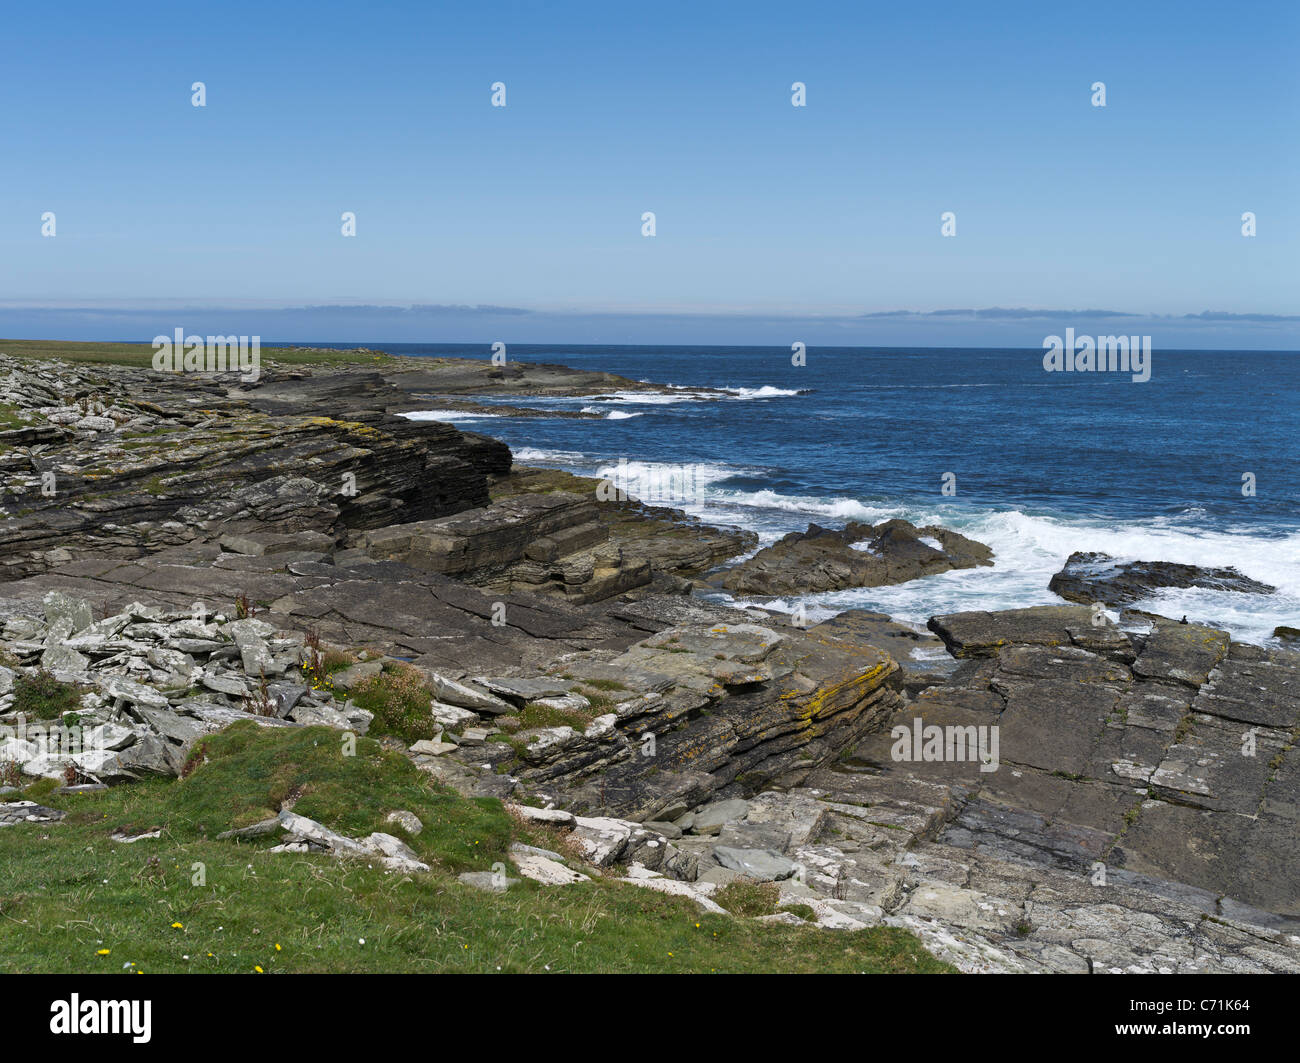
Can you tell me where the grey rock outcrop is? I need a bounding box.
[454,619,906,821]
[1049,551,1275,607]
[0,354,509,579]
[5,351,1296,976]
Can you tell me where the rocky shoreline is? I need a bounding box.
[2,349,1297,974]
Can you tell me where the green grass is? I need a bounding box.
[487,733,529,759]
[714,880,781,917]
[580,678,629,692]
[0,338,394,368]
[171,723,509,857]
[516,702,596,732]
[0,722,953,974]
[320,650,358,674]
[11,670,84,720]
[574,688,618,711]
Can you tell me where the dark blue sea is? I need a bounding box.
[314,343,1300,643]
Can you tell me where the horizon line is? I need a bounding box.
[6,337,1300,355]
[1,302,1298,323]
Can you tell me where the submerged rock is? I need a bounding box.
[1274,625,1300,646]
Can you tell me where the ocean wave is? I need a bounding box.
[585,384,808,405]
[512,446,593,464]
[723,502,1300,645]
[500,448,1300,645]
[666,479,1300,645]
[593,458,758,501]
[581,406,645,419]
[721,385,810,399]
[705,487,898,524]
[403,409,501,421]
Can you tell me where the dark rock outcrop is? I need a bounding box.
[927,604,1136,662]
[0,356,509,579]
[718,519,992,596]
[1049,550,1275,607]
[359,467,755,604]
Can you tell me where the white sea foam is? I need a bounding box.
[581,406,645,419]
[705,488,894,524]
[722,385,808,399]
[486,447,1300,645]
[511,446,592,464]
[712,504,1300,645]
[584,384,806,405]
[403,409,501,422]
[594,458,746,488]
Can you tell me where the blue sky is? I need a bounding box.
[1,0,1296,347]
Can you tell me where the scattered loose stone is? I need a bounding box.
[330,660,384,691]
[409,738,456,756]
[513,852,590,885]
[110,826,162,843]
[0,801,66,826]
[384,810,423,835]
[507,803,575,828]
[458,870,518,893]
[690,799,752,836]
[427,673,513,714]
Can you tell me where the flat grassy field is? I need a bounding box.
[0,338,393,368]
[0,722,953,975]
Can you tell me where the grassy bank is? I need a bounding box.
[0,722,952,974]
[0,338,393,368]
